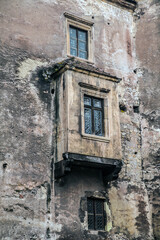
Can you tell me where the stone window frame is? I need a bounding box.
[80,85,110,142]
[64,12,94,62]
[79,191,112,233]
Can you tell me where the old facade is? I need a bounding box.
[0,0,159,239]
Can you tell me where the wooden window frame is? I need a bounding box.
[70,26,88,59]
[84,95,104,136]
[87,198,106,231]
[64,12,94,62]
[81,87,110,143]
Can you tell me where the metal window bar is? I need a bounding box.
[87,198,105,230]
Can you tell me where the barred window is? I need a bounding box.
[70,26,88,59]
[87,198,105,230]
[84,95,104,136]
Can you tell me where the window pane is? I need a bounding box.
[95,215,104,230]
[78,51,87,59]
[70,48,77,56]
[84,96,91,106]
[70,38,77,49]
[78,30,87,41]
[87,198,105,231]
[94,110,102,136]
[95,200,103,214]
[87,198,94,213]
[88,215,95,230]
[78,40,86,51]
[84,108,92,134]
[70,27,77,38]
[93,98,102,108]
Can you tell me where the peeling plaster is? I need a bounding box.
[18,58,47,79]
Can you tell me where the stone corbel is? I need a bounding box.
[54,152,123,183]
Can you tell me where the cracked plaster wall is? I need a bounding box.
[0,0,159,239]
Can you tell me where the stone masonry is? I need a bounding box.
[0,0,159,239]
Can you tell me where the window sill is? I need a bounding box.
[82,133,110,143]
[67,55,94,65]
[88,230,106,234]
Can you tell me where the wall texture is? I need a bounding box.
[135,0,160,239]
[0,0,159,239]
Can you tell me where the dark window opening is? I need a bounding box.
[87,198,105,230]
[84,95,104,136]
[133,105,139,113]
[70,26,88,59]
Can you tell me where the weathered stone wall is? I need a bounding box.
[135,0,160,239]
[0,45,57,239]
[0,0,159,239]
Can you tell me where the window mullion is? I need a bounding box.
[93,199,96,230]
[86,30,88,59]
[91,97,94,135]
[103,201,105,229]
[102,101,104,136]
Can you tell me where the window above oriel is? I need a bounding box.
[70,27,88,59]
[64,12,94,62]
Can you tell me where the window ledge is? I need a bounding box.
[67,55,94,65]
[82,133,110,143]
[88,230,107,234]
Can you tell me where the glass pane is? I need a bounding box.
[84,96,91,106]
[95,215,104,230]
[88,215,95,230]
[95,200,103,214]
[93,98,102,108]
[94,110,102,136]
[78,51,87,59]
[87,199,94,213]
[78,30,87,41]
[70,48,77,56]
[70,27,77,38]
[84,108,92,134]
[78,40,86,51]
[70,38,77,49]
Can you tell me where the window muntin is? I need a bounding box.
[70,26,88,59]
[87,198,105,230]
[84,95,104,136]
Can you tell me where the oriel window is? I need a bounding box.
[87,198,105,230]
[84,95,104,136]
[70,26,88,59]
